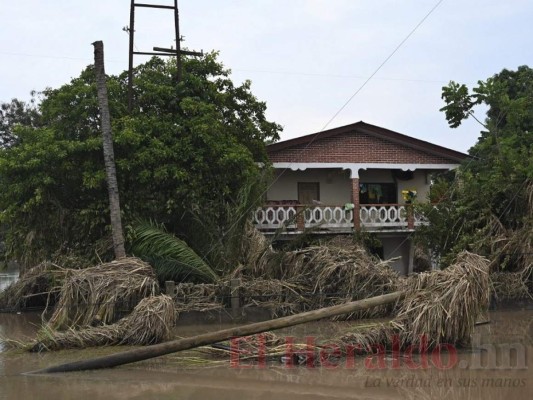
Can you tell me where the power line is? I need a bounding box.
[263,0,447,205]
[320,0,446,132]
[232,68,468,85]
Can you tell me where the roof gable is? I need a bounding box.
[267,121,469,164]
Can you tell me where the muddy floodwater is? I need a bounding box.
[1,276,532,399]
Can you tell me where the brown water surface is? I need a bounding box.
[1,307,532,399]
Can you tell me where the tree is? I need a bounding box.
[0,53,281,269]
[0,96,41,148]
[417,66,533,269]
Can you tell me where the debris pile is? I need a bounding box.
[47,257,159,329]
[31,295,175,351]
[174,239,401,319]
[342,251,490,349]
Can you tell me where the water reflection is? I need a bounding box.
[0,270,18,293]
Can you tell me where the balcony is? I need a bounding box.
[253,203,427,233]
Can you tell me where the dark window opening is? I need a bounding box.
[359,183,397,204]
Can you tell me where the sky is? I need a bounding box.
[1,0,533,153]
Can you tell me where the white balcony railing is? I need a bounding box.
[359,204,407,228]
[304,206,353,229]
[254,204,420,232]
[254,206,297,230]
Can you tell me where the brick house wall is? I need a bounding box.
[268,131,456,164]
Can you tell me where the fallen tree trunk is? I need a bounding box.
[28,291,404,374]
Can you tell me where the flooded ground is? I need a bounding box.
[1,271,532,399]
[1,310,531,399]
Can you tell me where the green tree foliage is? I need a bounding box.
[0,95,41,148]
[0,53,281,269]
[418,66,533,268]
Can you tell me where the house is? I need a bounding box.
[254,121,469,275]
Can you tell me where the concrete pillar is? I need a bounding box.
[407,204,415,229]
[351,177,360,230]
[295,205,305,232]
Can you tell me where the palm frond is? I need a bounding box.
[130,220,219,283]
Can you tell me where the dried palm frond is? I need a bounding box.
[173,282,225,312]
[235,222,276,278]
[413,244,433,273]
[170,240,401,320]
[488,181,533,273]
[264,242,401,319]
[47,257,159,329]
[30,295,176,351]
[393,251,490,348]
[119,295,177,345]
[339,251,491,351]
[240,279,308,318]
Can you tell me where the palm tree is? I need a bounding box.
[93,40,126,259]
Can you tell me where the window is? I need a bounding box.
[359,183,397,204]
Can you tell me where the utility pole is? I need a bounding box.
[174,0,182,81]
[126,0,203,112]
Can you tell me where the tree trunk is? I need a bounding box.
[93,41,126,259]
[28,291,404,374]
